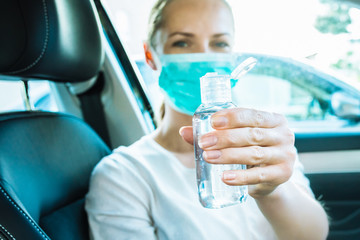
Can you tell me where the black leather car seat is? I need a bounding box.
[0,0,111,239]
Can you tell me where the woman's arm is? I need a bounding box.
[85,156,157,240]
[180,107,329,239]
[255,181,328,240]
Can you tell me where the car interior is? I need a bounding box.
[0,0,360,239]
[0,0,111,239]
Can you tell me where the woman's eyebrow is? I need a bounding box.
[212,33,232,38]
[168,32,232,38]
[168,32,194,38]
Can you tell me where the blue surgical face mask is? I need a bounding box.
[158,53,240,115]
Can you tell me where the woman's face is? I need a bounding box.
[157,0,235,55]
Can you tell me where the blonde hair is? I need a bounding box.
[147,0,173,50]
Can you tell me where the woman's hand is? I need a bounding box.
[179,107,296,199]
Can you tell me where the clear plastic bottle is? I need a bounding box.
[193,72,248,209]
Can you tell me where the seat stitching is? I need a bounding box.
[0,223,15,240]
[6,0,49,74]
[0,186,50,240]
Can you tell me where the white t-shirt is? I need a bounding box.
[85,135,312,240]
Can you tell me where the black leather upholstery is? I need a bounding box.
[0,0,103,82]
[0,112,111,239]
[0,0,111,239]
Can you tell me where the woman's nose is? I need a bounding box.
[195,42,211,53]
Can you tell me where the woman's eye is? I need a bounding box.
[214,42,230,48]
[172,41,189,48]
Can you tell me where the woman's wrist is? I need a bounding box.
[252,180,291,203]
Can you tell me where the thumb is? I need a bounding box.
[179,126,194,145]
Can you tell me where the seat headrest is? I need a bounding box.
[0,0,103,83]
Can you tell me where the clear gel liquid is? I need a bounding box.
[193,105,248,209]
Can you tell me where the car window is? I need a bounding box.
[101,0,360,130]
[0,81,24,112]
[0,80,58,112]
[233,74,327,120]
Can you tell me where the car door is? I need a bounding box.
[230,53,360,239]
[93,0,360,239]
[296,132,360,240]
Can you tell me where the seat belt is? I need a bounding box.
[77,72,111,147]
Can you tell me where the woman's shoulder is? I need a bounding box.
[113,134,160,158]
[90,134,165,180]
[87,136,153,195]
[86,136,156,214]
[94,135,148,167]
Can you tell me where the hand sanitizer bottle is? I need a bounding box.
[193,57,257,209]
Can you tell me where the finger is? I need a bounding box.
[211,108,287,130]
[221,163,293,186]
[198,127,282,150]
[179,126,194,145]
[203,146,292,166]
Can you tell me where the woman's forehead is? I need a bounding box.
[162,0,234,35]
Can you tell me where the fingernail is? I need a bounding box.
[179,127,185,137]
[223,172,236,180]
[211,116,228,128]
[203,150,221,160]
[199,135,217,149]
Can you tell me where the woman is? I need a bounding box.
[85,0,329,239]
